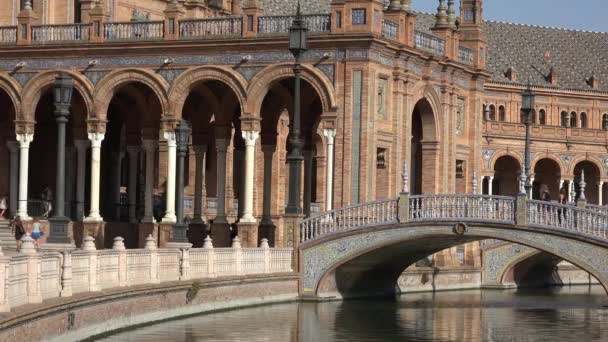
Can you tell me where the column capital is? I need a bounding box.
[323,128,337,144]
[241,131,260,147]
[192,145,208,154]
[164,131,177,147]
[142,139,158,151]
[215,138,230,152]
[262,144,276,154]
[88,132,105,147]
[16,133,34,146]
[126,145,141,156]
[74,139,89,152]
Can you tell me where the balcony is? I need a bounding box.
[257,14,331,34]
[414,30,445,56]
[381,19,398,40]
[179,17,242,39]
[459,46,474,65]
[31,23,90,44]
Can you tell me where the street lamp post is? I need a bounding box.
[285,3,308,215]
[47,73,74,245]
[171,119,190,243]
[521,82,536,197]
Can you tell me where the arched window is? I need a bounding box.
[603,114,608,130]
[570,111,577,128]
[561,111,569,127]
[489,105,496,121]
[498,105,506,121]
[580,112,588,128]
[538,109,546,125]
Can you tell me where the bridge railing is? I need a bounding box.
[409,194,516,224]
[300,198,399,242]
[528,200,608,240]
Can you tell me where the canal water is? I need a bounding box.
[98,286,608,341]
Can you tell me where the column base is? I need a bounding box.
[161,214,177,224]
[157,222,173,248]
[258,221,276,247]
[47,216,73,245]
[187,222,209,248]
[41,242,76,251]
[73,220,105,249]
[84,214,103,223]
[166,241,193,249]
[210,221,232,248]
[237,222,258,247]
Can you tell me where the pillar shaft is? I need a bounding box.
[16,133,33,220]
[162,132,177,223]
[240,131,259,223]
[85,132,104,222]
[74,140,88,221]
[599,181,604,206]
[192,145,207,224]
[488,176,494,195]
[6,141,19,218]
[261,145,275,224]
[323,129,336,211]
[127,146,140,223]
[142,140,157,223]
[215,138,229,223]
[111,151,123,221]
[53,118,67,218]
[568,180,574,203]
[303,150,313,217]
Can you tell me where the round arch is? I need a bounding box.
[489,151,523,171]
[531,154,566,176]
[0,73,22,117]
[410,83,442,141]
[21,70,94,122]
[94,68,169,121]
[168,66,248,119]
[245,63,337,117]
[568,155,604,176]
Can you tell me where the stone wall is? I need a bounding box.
[398,267,482,293]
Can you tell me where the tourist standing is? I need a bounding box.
[0,195,6,218]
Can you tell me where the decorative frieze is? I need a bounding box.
[157,68,185,83]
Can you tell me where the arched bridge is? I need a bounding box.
[299,194,608,298]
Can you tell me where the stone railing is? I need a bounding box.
[458,46,474,65]
[409,194,516,224]
[258,14,331,34]
[104,21,165,41]
[0,26,17,45]
[0,234,292,313]
[31,23,90,44]
[179,17,242,39]
[381,19,398,40]
[586,204,608,216]
[300,198,398,242]
[528,200,608,241]
[414,31,445,56]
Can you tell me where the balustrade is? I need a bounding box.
[179,17,242,39]
[409,195,515,224]
[31,24,90,43]
[459,46,474,65]
[0,235,293,313]
[258,14,331,34]
[415,31,445,56]
[528,200,608,240]
[104,21,164,41]
[0,26,17,45]
[300,198,398,242]
[381,19,398,40]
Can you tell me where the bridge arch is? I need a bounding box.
[302,223,608,298]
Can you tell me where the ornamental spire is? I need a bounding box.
[579,170,587,201]
[435,0,448,27]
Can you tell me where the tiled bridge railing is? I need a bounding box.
[0,235,292,313]
[300,194,608,243]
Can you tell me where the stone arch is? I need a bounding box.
[21,70,94,122]
[489,151,523,171]
[94,68,169,121]
[246,63,337,116]
[531,153,566,176]
[568,155,604,176]
[304,224,608,298]
[496,248,541,285]
[168,66,248,120]
[0,73,22,116]
[410,83,442,141]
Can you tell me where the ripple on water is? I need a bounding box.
[97,286,608,342]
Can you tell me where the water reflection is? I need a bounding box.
[99,286,608,342]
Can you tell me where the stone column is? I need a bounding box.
[323,129,336,211]
[529,176,535,199]
[599,181,604,206]
[127,146,140,223]
[16,133,33,220]
[211,137,231,247]
[240,131,259,223]
[110,151,123,221]
[162,132,177,223]
[85,132,104,222]
[559,178,565,193]
[303,150,313,217]
[65,147,75,219]
[568,180,575,203]
[260,145,275,226]
[141,140,157,223]
[488,176,494,195]
[6,141,19,218]
[191,145,207,224]
[74,140,88,221]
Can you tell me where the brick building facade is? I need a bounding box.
[0,0,605,269]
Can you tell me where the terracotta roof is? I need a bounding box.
[259,3,608,92]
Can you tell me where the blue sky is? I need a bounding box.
[412,0,608,32]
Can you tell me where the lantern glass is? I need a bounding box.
[53,74,74,106]
[521,86,535,113]
[175,120,190,147]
